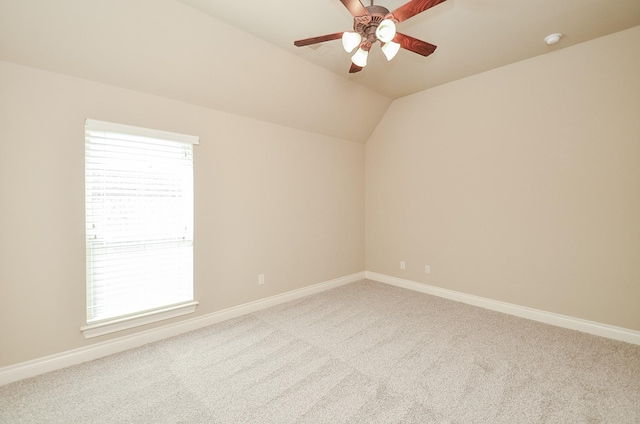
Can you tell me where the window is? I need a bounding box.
[82,119,198,338]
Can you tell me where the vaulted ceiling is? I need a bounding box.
[1,0,639,143]
[179,0,640,99]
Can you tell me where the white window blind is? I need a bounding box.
[85,119,198,325]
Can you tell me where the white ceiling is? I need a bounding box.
[179,0,640,99]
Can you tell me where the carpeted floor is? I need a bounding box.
[1,279,639,423]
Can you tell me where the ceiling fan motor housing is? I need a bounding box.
[354,5,391,44]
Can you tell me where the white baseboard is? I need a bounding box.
[366,271,640,346]
[4,270,635,387]
[0,272,365,387]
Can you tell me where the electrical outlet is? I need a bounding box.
[258,274,265,285]
[400,261,406,270]
[425,265,430,274]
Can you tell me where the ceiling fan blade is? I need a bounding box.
[389,0,447,23]
[349,62,363,73]
[395,33,437,56]
[294,32,344,47]
[340,0,370,19]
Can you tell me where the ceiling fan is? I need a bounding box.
[294,0,447,73]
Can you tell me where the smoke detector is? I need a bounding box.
[544,33,563,45]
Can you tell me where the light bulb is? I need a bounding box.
[381,41,401,61]
[376,19,397,43]
[342,32,362,53]
[351,48,369,67]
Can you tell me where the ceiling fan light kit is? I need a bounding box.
[375,18,397,42]
[351,47,370,67]
[342,31,362,53]
[294,0,448,73]
[381,41,401,61]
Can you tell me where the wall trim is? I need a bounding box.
[5,270,636,387]
[366,271,640,346]
[0,272,365,386]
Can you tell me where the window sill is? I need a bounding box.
[80,301,199,339]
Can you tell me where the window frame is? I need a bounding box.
[81,119,199,339]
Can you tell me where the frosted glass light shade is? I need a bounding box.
[376,19,397,43]
[351,48,369,67]
[381,41,401,61]
[342,32,362,53]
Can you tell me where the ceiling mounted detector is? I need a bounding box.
[544,33,563,45]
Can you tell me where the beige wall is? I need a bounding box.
[366,26,640,331]
[0,0,391,144]
[2,26,639,369]
[0,61,365,367]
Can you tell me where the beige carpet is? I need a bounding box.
[1,279,639,423]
